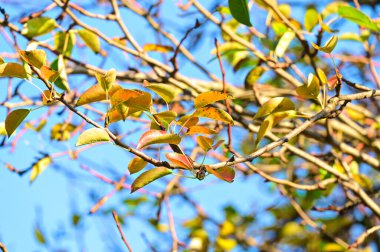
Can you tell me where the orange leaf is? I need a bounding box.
[196,136,213,152]
[186,125,217,135]
[76,83,122,106]
[194,91,231,108]
[205,165,235,183]
[136,130,181,150]
[165,152,193,170]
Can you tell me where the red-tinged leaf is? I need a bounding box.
[137,130,181,150]
[19,50,46,68]
[111,89,152,113]
[128,157,148,174]
[193,107,234,125]
[205,165,235,183]
[176,115,199,127]
[186,125,217,135]
[5,108,30,137]
[194,91,231,108]
[40,66,60,82]
[76,83,122,106]
[143,44,173,53]
[196,136,213,152]
[75,128,110,146]
[212,139,225,150]
[327,75,339,90]
[131,167,172,193]
[0,63,28,79]
[165,152,193,170]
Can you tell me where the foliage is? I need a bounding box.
[1,0,380,251]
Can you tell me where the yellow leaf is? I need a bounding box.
[143,43,173,53]
[193,107,234,125]
[30,156,52,183]
[194,91,231,108]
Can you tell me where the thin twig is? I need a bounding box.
[112,210,134,252]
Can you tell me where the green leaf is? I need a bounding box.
[131,167,172,193]
[5,109,30,137]
[0,63,28,79]
[152,111,177,129]
[96,68,116,92]
[30,156,52,183]
[78,29,101,53]
[193,107,234,125]
[136,130,181,150]
[304,8,319,32]
[19,49,46,68]
[338,5,379,32]
[194,91,231,108]
[128,157,148,174]
[255,115,274,148]
[205,165,235,183]
[275,31,295,58]
[21,17,57,38]
[312,35,338,54]
[196,136,214,152]
[54,31,76,56]
[322,1,348,17]
[76,83,122,106]
[165,153,193,170]
[75,128,110,146]
[146,83,182,103]
[51,55,70,92]
[228,0,252,27]
[245,66,266,88]
[34,226,47,244]
[254,97,294,119]
[296,73,321,99]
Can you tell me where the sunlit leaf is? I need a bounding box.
[145,82,182,103]
[128,157,148,174]
[186,125,217,135]
[111,89,152,114]
[165,153,193,170]
[0,63,28,79]
[75,128,110,146]
[254,97,294,119]
[194,91,231,109]
[107,105,129,123]
[312,35,338,54]
[304,8,319,32]
[76,83,122,106]
[228,0,252,27]
[152,111,177,129]
[255,115,274,148]
[136,130,181,150]
[0,56,4,64]
[275,31,295,58]
[21,17,57,38]
[296,73,320,99]
[131,167,172,193]
[5,109,30,137]
[322,1,348,17]
[316,68,327,85]
[54,31,76,56]
[30,156,52,183]
[193,107,234,125]
[143,44,173,53]
[338,5,379,32]
[205,165,235,183]
[78,29,101,53]
[41,90,54,105]
[40,66,60,82]
[244,66,266,89]
[19,49,46,68]
[51,123,76,141]
[0,122,6,136]
[196,136,213,152]
[176,115,199,128]
[353,174,372,191]
[51,55,70,92]
[96,68,116,92]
